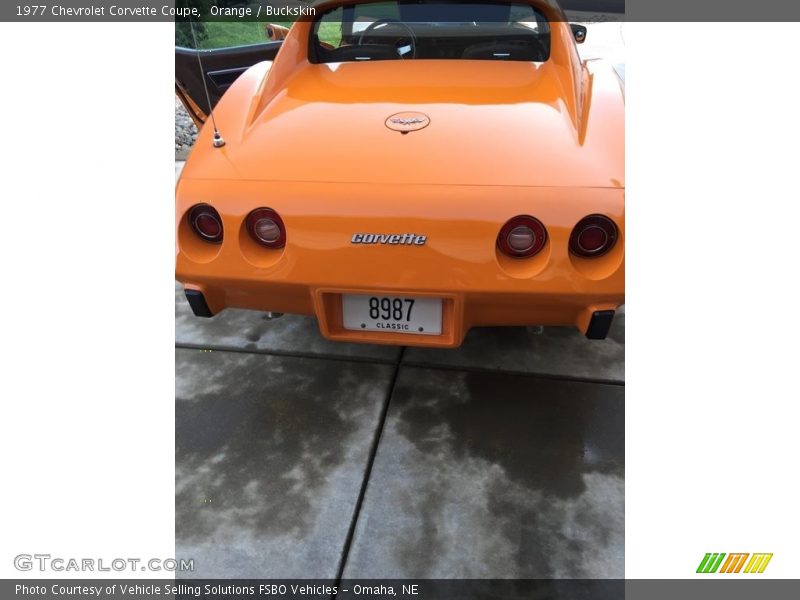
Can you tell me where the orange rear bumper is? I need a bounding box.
[176,179,624,348]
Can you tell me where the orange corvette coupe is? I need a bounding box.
[175,0,624,348]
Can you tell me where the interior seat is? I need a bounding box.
[461,39,546,61]
[322,44,400,62]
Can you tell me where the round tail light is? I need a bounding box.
[497,215,547,258]
[246,208,286,248]
[569,215,618,257]
[188,204,223,243]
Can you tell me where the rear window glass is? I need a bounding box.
[311,1,550,63]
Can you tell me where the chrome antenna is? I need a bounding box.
[190,20,225,148]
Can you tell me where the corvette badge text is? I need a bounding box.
[14,553,194,572]
[352,233,427,245]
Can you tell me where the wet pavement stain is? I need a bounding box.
[175,348,394,577]
[343,368,624,579]
[395,370,623,497]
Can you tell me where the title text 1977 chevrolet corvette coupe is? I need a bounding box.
[175,0,624,348]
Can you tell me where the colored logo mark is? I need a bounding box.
[697,553,773,574]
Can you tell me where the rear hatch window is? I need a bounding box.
[311,1,550,63]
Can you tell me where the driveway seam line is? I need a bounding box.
[174,342,398,366]
[175,344,624,386]
[401,361,625,386]
[332,347,406,592]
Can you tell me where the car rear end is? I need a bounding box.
[175,0,624,347]
[176,176,623,347]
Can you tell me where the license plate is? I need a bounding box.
[342,294,442,335]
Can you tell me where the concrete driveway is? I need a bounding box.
[175,280,624,579]
[175,242,624,580]
[174,27,624,579]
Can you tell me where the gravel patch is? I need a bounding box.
[175,96,198,160]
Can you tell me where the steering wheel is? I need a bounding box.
[357,18,417,59]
